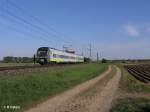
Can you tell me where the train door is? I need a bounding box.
[47,49,51,63]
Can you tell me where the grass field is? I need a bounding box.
[111,97,150,112]
[0,63,107,112]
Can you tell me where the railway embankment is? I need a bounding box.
[0,64,89,75]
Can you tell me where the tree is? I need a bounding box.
[3,56,14,63]
[101,58,107,63]
[2,56,33,63]
[84,57,91,63]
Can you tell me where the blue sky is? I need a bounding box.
[0,0,150,60]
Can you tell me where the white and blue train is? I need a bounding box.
[36,47,84,65]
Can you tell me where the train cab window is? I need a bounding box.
[37,51,47,57]
[37,47,48,57]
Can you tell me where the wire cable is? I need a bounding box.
[7,0,71,44]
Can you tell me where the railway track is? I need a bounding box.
[0,63,83,72]
[0,65,43,71]
[124,64,150,83]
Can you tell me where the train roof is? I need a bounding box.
[38,47,61,51]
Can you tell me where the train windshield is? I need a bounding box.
[37,47,48,57]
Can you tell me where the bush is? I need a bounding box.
[101,58,107,63]
[2,56,33,63]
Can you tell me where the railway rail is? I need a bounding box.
[0,65,47,71]
[0,63,84,72]
[124,64,150,83]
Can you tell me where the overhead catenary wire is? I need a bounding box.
[0,20,55,45]
[1,8,60,42]
[0,0,71,46]
[0,9,57,44]
[6,0,71,44]
[0,0,87,56]
[7,0,71,43]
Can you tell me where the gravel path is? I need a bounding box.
[26,65,121,112]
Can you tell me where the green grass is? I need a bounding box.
[0,63,107,112]
[118,65,150,93]
[111,97,150,112]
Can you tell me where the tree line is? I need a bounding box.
[2,56,34,63]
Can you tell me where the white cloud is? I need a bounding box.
[124,24,139,37]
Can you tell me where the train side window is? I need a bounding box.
[53,54,56,58]
[59,55,64,58]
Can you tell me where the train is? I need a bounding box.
[36,47,84,65]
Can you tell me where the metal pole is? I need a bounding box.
[97,52,99,62]
[89,44,92,62]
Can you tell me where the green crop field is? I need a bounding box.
[0,63,107,112]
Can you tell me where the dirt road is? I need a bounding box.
[26,65,121,112]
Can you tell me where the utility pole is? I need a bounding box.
[33,54,36,65]
[90,44,92,58]
[89,44,92,62]
[81,52,83,56]
[97,52,99,62]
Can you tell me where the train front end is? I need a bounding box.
[36,47,49,65]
